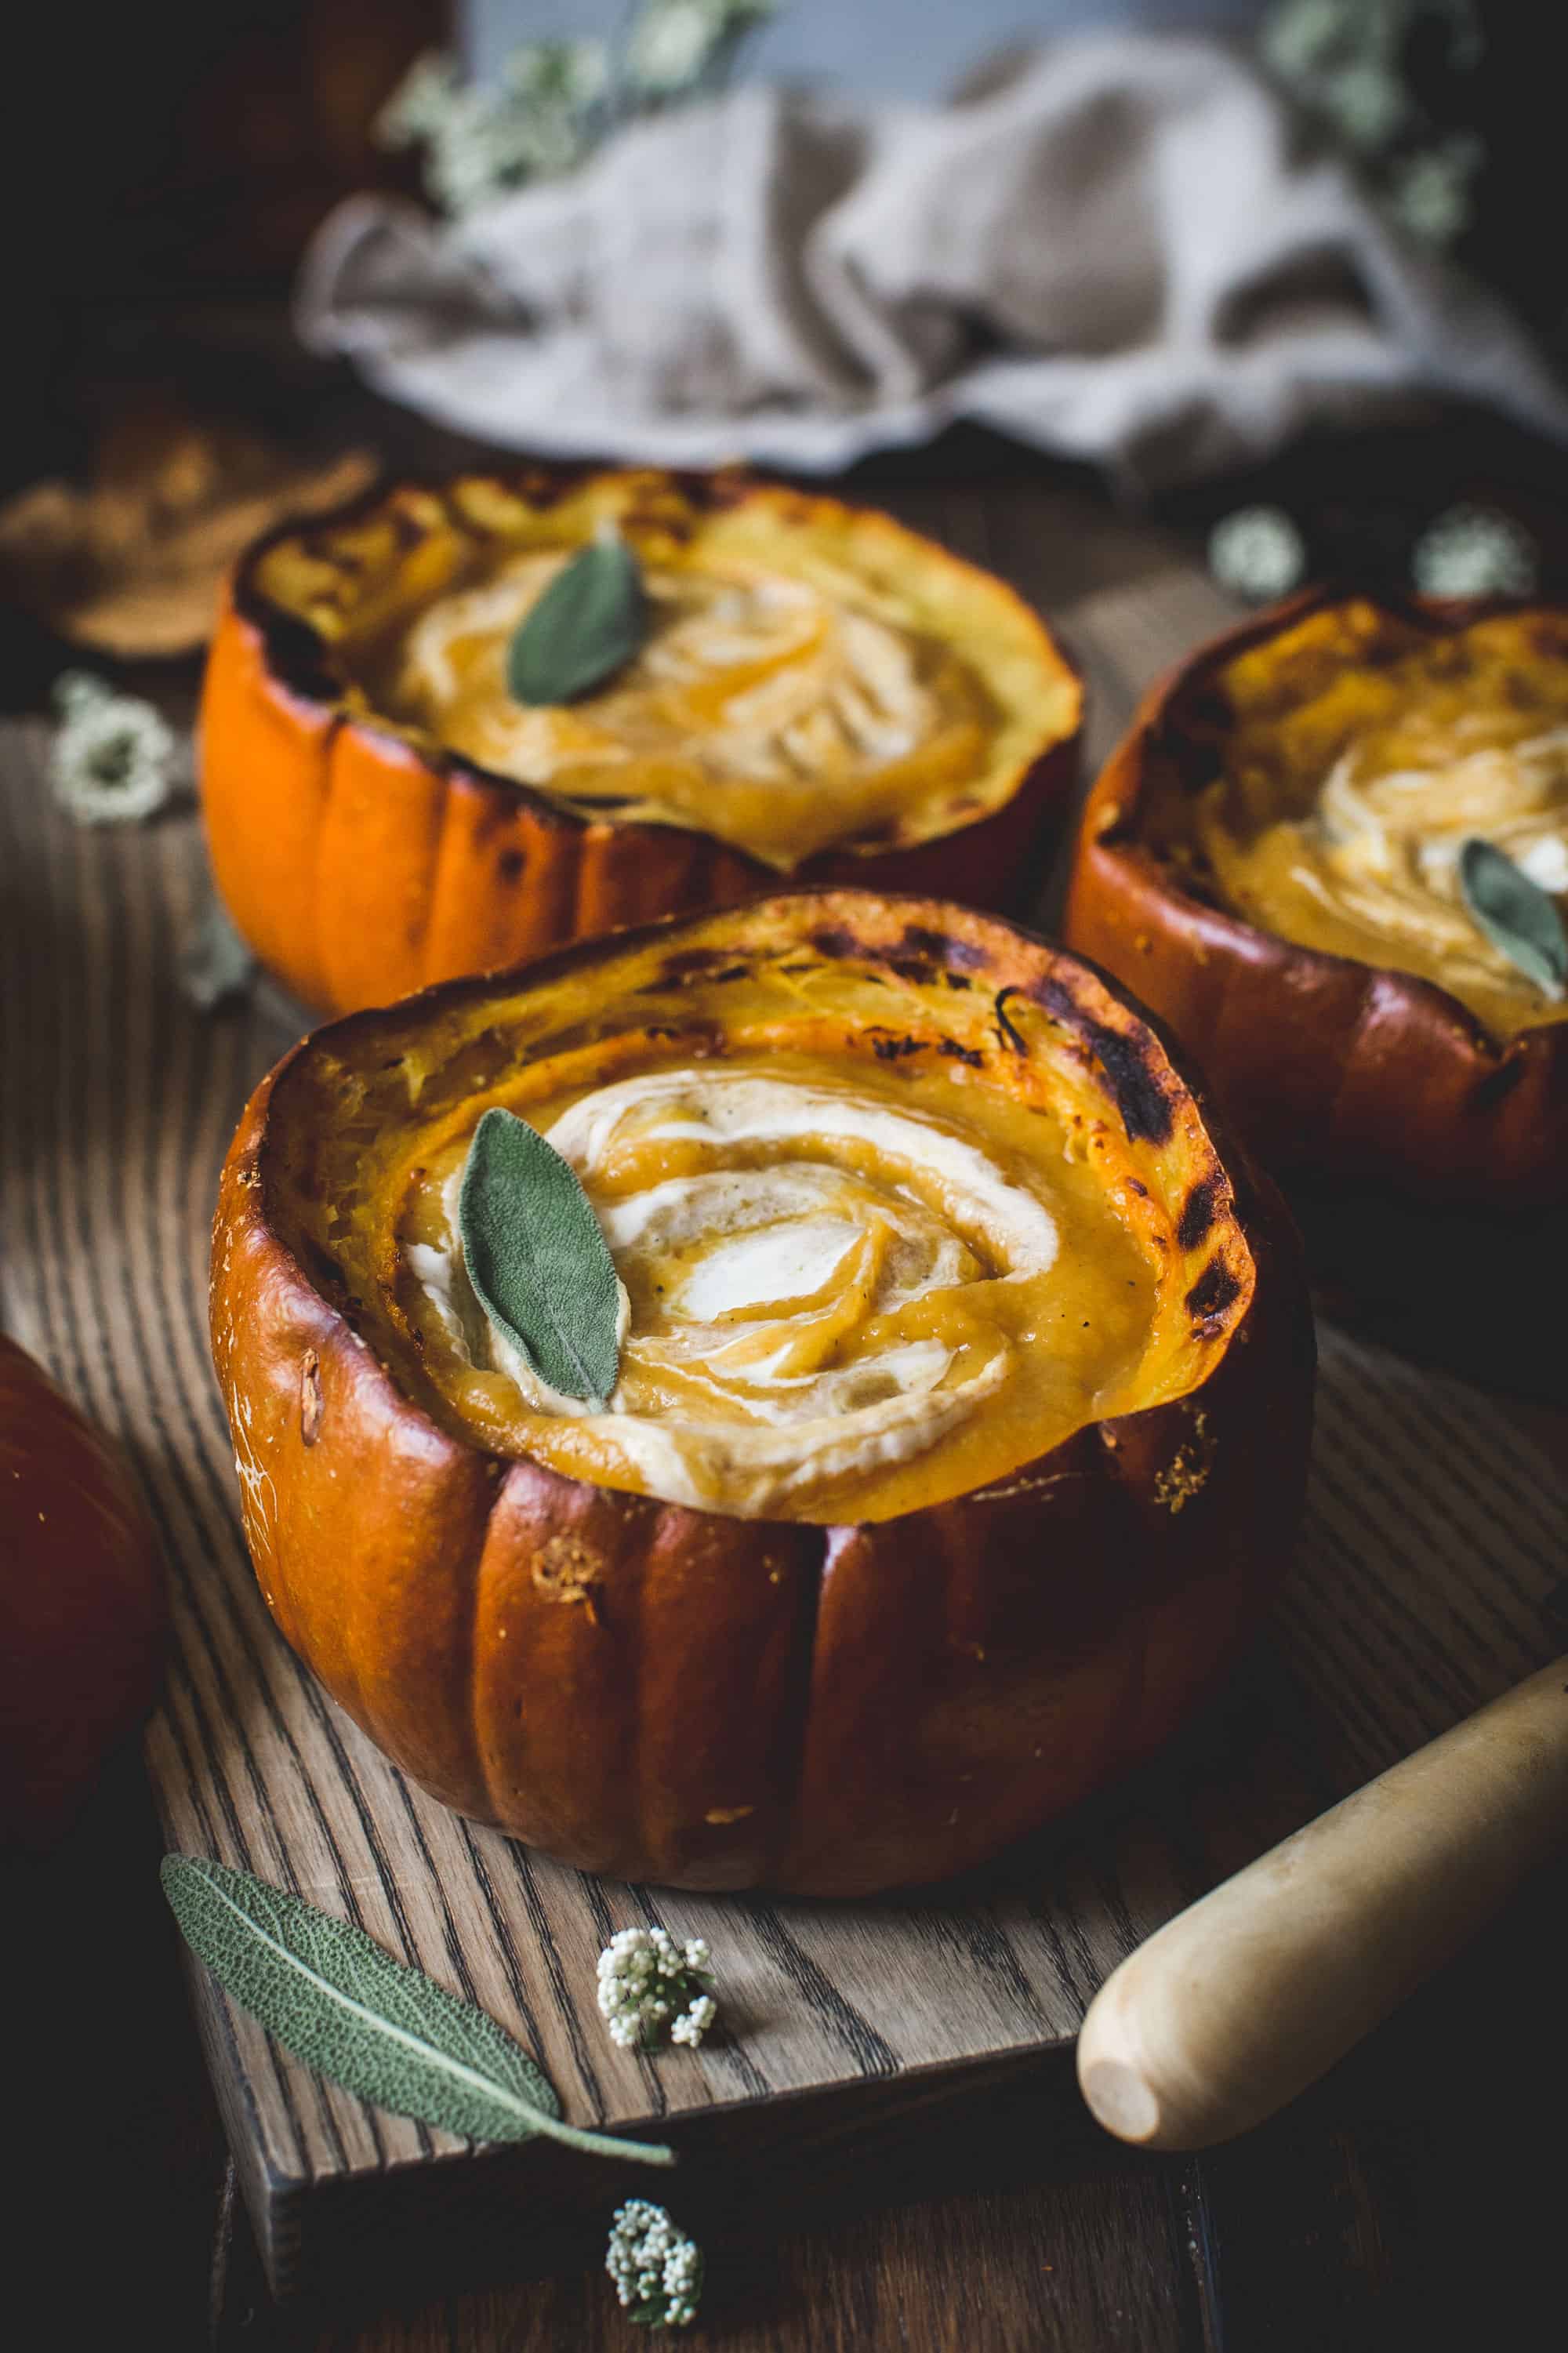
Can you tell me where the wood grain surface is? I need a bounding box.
[5,471,1566,2340]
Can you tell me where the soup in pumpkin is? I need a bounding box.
[1192,605,1568,1039]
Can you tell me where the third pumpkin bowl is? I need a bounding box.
[200,468,1081,1017]
[1063,590,1568,1213]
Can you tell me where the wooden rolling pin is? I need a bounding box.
[1076,1657,1568,2150]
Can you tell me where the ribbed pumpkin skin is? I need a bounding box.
[0,1336,168,1845]
[199,476,1082,1019]
[210,892,1314,1896]
[1063,590,1568,1210]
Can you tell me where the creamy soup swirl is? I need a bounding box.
[1196,612,1568,1037]
[384,548,994,869]
[399,1058,1152,1521]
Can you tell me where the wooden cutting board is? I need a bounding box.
[3,513,1562,2304]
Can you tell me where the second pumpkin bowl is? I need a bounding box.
[201,468,1081,1017]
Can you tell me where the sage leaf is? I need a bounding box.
[1458,837,1568,998]
[506,536,647,705]
[162,1856,672,2166]
[459,1107,622,1405]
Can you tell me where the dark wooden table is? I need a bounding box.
[16,1741,1568,2351]
[9,318,1568,2352]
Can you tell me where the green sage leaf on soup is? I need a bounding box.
[1457,837,1568,999]
[506,535,648,705]
[162,1855,671,2165]
[458,1106,622,1405]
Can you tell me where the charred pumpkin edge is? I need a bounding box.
[223,468,1084,867]
[1068,584,1568,1079]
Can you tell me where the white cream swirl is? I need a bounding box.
[410,1067,1060,1519]
[1301,725,1568,998]
[388,550,960,866]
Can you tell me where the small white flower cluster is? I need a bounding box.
[1411,505,1539,601]
[606,2199,704,2330]
[49,671,186,827]
[597,1926,717,2051]
[1207,507,1307,605]
[626,0,777,100]
[1385,133,1483,247]
[1260,0,1483,248]
[376,0,778,219]
[377,43,605,218]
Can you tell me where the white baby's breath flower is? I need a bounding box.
[1412,505,1538,600]
[504,36,608,109]
[1386,134,1482,246]
[379,42,602,216]
[1207,507,1308,605]
[49,673,182,826]
[1321,57,1408,151]
[377,5,771,219]
[670,1993,717,2048]
[430,91,557,216]
[1259,0,1485,249]
[624,0,775,97]
[423,119,518,219]
[597,1925,717,2051]
[376,51,464,149]
[625,1,716,94]
[606,2199,704,2329]
[52,668,112,721]
[1259,0,1360,83]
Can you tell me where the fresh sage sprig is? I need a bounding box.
[162,1855,671,2166]
[506,535,648,706]
[459,1107,622,1404]
[1457,837,1568,998]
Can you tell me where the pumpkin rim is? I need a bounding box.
[229,464,1084,871]
[241,886,1294,1537]
[1085,583,1568,1067]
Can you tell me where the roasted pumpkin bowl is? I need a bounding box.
[211,891,1312,1895]
[200,469,1082,1018]
[1064,590,1568,1211]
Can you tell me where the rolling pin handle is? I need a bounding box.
[1076,1656,1568,2151]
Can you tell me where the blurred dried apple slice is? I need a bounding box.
[0,411,376,658]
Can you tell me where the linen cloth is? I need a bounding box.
[296,34,1568,486]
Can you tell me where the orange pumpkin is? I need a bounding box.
[1064,590,1568,1211]
[0,1336,167,1845]
[210,891,1312,1894]
[199,470,1081,1017]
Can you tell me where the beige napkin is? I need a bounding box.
[296,34,1568,488]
